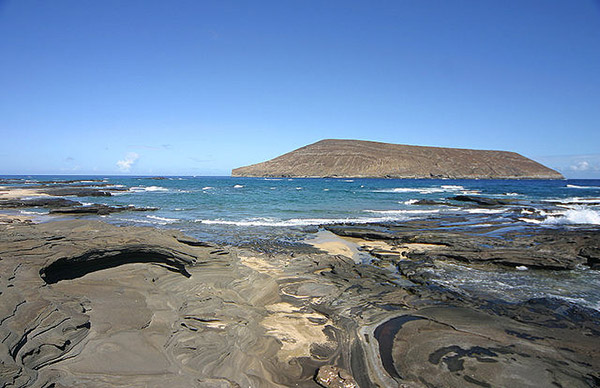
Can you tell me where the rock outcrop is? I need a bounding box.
[232,139,563,179]
[1,220,599,387]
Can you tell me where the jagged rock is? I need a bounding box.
[315,365,358,388]
[232,139,563,179]
[580,246,600,269]
[325,222,600,270]
[449,195,516,206]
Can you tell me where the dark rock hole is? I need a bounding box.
[39,248,191,284]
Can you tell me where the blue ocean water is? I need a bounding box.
[3,175,600,310]
[5,176,600,242]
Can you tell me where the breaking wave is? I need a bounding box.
[521,207,600,225]
[567,184,600,189]
[365,209,441,214]
[130,186,169,192]
[146,215,179,223]
[196,216,408,227]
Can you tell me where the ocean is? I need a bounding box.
[4,175,600,311]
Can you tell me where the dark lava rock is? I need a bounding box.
[579,246,600,269]
[326,222,600,270]
[49,204,158,215]
[0,198,81,208]
[449,195,515,206]
[406,248,582,270]
[324,225,396,240]
[39,187,112,197]
[411,199,449,206]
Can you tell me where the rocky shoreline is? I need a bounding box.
[1,183,599,387]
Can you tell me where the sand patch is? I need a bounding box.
[346,237,441,258]
[304,230,363,262]
[306,230,443,263]
[0,187,48,200]
[0,213,32,224]
[239,255,283,275]
[261,303,331,361]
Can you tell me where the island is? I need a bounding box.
[232,139,564,179]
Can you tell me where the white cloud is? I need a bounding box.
[569,160,597,172]
[116,152,139,172]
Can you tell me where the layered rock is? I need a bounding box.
[1,220,598,387]
[232,139,563,179]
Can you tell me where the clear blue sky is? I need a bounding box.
[1,0,599,177]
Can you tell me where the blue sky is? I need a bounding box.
[1,1,599,177]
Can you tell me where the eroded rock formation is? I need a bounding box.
[1,220,599,387]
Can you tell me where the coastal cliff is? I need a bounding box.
[232,139,563,179]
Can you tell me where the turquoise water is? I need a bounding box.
[5,176,600,243]
[4,175,600,311]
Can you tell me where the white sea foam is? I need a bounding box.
[323,188,330,191]
[519,218,542,224]
[375,187,445,194]
[546,197,600,205]
[130,186,169,192]
[463,208,507,214]
[263,178,282,181]
[202,186,213,190]
[233,184,244,188]
[567,184,600,189]
[344,180,354,182]
[20,210,47,215]
[93,184,125,189]
[296,187,302,190]
[403,199,418,205]
[146,215,178,223]
[196,216,407,227]
[541,208,600,225]
[365,209,440,215]
[520,207,600,225]
[504,192,520,196]
[375,185,467,195]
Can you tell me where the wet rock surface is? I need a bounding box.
[49,204,157,215]
[326,221,600,270]
[0,220,599,387]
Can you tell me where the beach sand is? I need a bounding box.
[0,186,47,200]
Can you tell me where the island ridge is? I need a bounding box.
[232,139,563,179]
